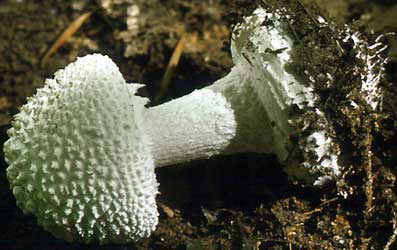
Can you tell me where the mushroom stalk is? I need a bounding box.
[145,8,339,180]
[144,86,237,168]
[145,67,290,168]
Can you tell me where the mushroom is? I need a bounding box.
[3,6,384,244]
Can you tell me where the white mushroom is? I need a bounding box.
[3,6,384,244]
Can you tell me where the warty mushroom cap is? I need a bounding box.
[4,54,158,244]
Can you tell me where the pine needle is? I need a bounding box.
[155,33,186,102]
[41,12,91,64]
[384,222,397,250]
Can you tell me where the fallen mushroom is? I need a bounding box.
[3,6,385,244]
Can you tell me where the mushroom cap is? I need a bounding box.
[4,54,158,243]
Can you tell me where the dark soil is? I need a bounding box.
[1,0,396,249]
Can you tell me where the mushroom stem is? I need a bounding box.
[144,87,237,167]
[145,66,291,168]
[142,7,345,183]
[144,7,327,176]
